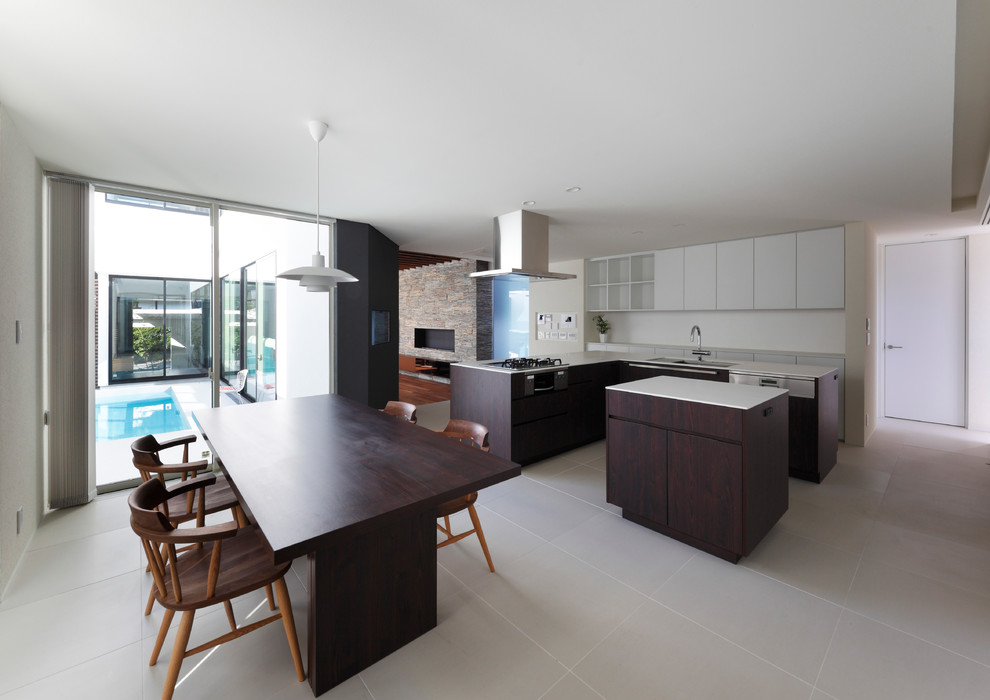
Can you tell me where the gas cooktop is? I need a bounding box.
[487,357,567,371]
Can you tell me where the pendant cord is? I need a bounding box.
[315,134,321,255]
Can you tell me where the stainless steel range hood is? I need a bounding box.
[468,210,577,281]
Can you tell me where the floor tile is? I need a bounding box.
[470,543,647,668]
[654,554,842,683]
[844,559,990,666]
[861,520,990,597]
[359,589,566,700]
[573,599,812,699]
[0,642,143,700]
[558,440,606,466]
[817,610,990,700]
[740,528,861,604]
[0,573,142,695]
[28,490,132,550]
[875,473,990,551]
[775,496,875,554]
[484,478,602,541]
[540,671,604,700]
[436,505,545,587]
[0,527,141,610]
[531,464,619,512]
[551,511,696,595]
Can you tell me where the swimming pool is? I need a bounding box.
[95,387,191,441]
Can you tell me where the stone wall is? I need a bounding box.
[399,259,492,362]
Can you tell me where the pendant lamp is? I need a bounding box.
[277,120,358,292]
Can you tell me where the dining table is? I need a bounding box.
[193,392,520,696]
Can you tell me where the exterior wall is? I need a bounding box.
[0,105,44,597]
[399,259,491,362]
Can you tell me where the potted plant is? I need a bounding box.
[593,314,610,343]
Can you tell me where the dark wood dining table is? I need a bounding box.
[193,393,520,696]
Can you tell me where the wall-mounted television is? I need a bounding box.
[414,327,454,352]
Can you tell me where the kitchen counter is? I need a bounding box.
[609,375,788,410]
[454,351,837,380]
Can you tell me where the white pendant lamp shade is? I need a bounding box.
[277,120,358,292]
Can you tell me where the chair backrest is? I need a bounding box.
[382,400,418,423]
[129,476,237,604]
[232,368,249,391]
[439,419,490,452]
[131,434,168,471]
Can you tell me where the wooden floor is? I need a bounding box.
[398,374,451,405]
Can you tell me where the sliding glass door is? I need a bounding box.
[108,275,210,383]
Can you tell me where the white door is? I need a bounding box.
[884,239,966,425]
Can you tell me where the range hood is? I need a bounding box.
[468,210,577,281]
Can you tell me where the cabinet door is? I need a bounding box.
[654,248,684,310]
[683,243,716,310]
[667,432,742,553]
[606,418,667,523]
[716,239,754,309]
[754,233,796,309]
[797,227,844,308]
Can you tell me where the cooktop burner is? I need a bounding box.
[494,357,565,370]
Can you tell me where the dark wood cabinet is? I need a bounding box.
[788,370,839,482]
[606,381,788,563]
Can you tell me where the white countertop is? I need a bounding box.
[453,352,838,380]
[607,375,788,410]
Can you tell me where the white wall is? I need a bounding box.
[966,234,990,430]
[529,260,586,356]
[0,106,44,596]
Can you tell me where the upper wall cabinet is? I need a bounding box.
[683,244,717,310]
[754,233,797,309]
[584,226,844,312]
[586,253,655,311]
[716,239,754,309]
[654,248,684,310]
[797,227,844,308]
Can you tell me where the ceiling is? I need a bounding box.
[1,1,989,261]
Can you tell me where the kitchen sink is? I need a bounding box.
[646,357,736,368]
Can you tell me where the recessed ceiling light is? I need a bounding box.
[565,186,581,193]
[522,200,536,206]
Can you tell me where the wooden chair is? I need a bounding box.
[435,419,496,572]
[131,434,242,527]
[132,434,248,615]
[129,475,305,700]
[382,400,418,423]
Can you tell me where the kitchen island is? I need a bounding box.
[607,376,789,562]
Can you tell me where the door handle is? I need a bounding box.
[885,344,903,349]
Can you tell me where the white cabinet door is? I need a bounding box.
[654,248,684,310]
[754,233,796,309]
[797,227,844,308]
[683,243,716,310]
[716,239,754,309]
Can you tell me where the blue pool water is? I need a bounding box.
[95,387,190,441]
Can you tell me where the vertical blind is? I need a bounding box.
[48,178,93,508]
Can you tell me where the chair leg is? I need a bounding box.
[150,608,174,666]
[145,587,156,616]
[273,577,306,682]
[161,610,194,700]
[467,504,495,572]
[223,600,237,631]
[265,584,276,611]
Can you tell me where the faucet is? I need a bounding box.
[689,325,711,359]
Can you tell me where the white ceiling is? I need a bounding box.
[1,1,988,261]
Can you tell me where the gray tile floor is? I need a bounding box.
[3,412,990,699]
